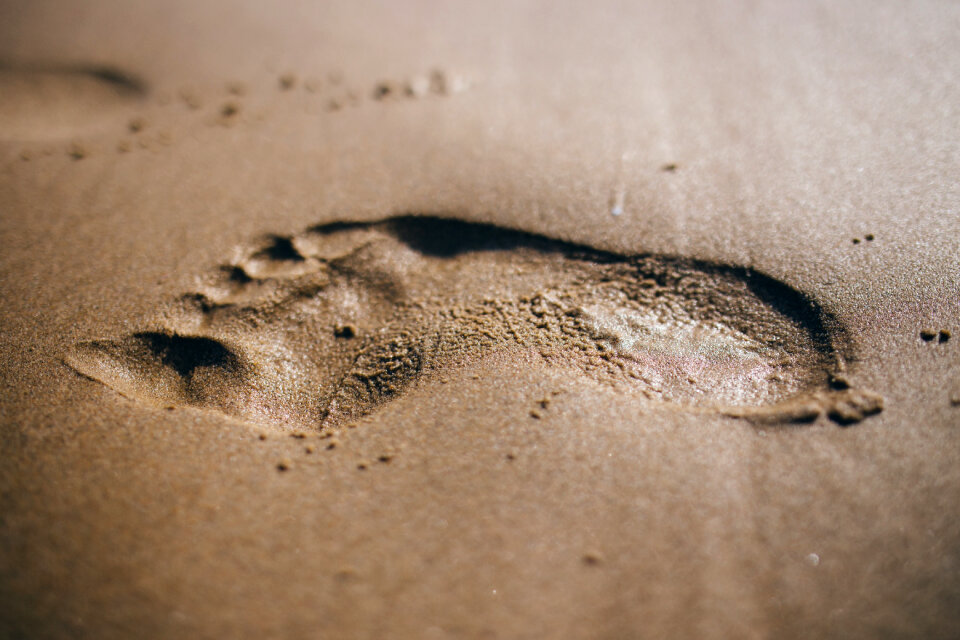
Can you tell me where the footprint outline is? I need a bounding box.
[64,215,882,430]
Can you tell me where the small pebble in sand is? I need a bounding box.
[128,117,146,133]
[258,433,268,441]
[68,143,87,160]
[326,438,340,450]
[290,431,308,439]
[305,445,316,454]
[920,329,937,342]
[334,567,357,583]
[279,73,297,90]
[277,459,292,472]
[582,551,603,566]
[661,163,678,172]
[806,553,820,567]
[372,82,395,100]
[357,462,368,471]
[865,233,875,241]
[939,330,951,343]
[529,410,541,419]
[226,81,247,96]
[221,102,240,118]
[377,455,392,464]
[852,237,861,244]
[827,389,884,425]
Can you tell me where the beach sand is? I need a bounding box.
[1,1,958,637]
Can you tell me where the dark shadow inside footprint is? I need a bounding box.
[66,215,881,430]
[740,271,839,356]
[133,333,238,377]
[254,235,306,262]
[385,216,538,257]
[0,60,147,141]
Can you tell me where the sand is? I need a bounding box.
[1,1,958,638]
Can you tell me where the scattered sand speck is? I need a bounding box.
[179,90,202,110]
[372,82,395,100]
[68,142,87,160]
[405,75,431,98]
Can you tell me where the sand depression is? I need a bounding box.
[65,216,882,430]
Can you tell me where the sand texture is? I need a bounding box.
[1,1,959,638]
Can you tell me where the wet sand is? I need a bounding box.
[1,1,959,638]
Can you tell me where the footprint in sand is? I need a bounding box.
[0,62,146,141]
[65,216,883,430]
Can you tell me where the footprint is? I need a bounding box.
[65,216,880,430]
[0,62,146,141]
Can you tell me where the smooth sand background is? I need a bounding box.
[1,1,958,638]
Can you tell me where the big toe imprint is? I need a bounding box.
[66,216,881,430]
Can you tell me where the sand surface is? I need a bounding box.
[1,1,958,638]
